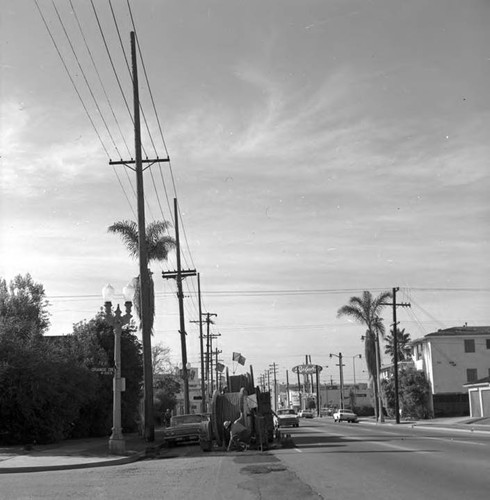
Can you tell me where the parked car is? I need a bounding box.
[163,413,211,446]
[333,409,359,423]
[298,409,314,419]
[274,408,299,428]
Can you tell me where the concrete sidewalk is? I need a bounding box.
[362,415,490,432]
[0,428,167,474]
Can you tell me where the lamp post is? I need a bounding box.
[102,282,134,455]
[352,354,362,387]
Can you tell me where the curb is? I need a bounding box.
[0,443,167,474]
[359,419,490,434]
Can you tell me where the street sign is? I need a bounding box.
[91,367,114,375]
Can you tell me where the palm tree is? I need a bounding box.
[385,327,412,362]
[337,290,391,421]
[108,220,175,333]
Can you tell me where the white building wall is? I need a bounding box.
[416,335,490,394]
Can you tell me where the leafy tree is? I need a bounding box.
[153,374,181,424]
[152,343,175,375]
[384,327,412,362]
[70,314,144,435]
[0,334,96,444]
[0,274,50,340]
[107,220,175,332]
[0,275,143,443]
[337,290,391,421]
[382,366,432,419]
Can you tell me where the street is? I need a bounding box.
[1,419,489,499]
[274,418,490,500]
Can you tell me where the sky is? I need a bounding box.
[1,0,489,387]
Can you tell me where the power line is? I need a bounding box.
[34,0,110,159]
[69,0,132,159]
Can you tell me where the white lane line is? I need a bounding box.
[422,436,485,446]
[294,448,302,453]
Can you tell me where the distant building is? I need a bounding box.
[411,326,490,417]
[276,382,371,411]
[174,366,204,414]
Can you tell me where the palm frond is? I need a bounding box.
[146,220,172,242]
[336,304,366,323]
[108,220,139,259]
[147,237,175,263]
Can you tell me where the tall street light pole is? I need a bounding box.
[102,283,134,455]
[352,354,362,387]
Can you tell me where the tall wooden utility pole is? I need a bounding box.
[286,370,290,408]
[162,198,196,414]
[208,332,221,395]
[214,348,222,391]
[190,274,206,412]
[202,313,217,393]
[269,363,278,411]
[109,31,170,442]
[382,288,411,424]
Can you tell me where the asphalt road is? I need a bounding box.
[274,418,490,500]
[1,420,489,499]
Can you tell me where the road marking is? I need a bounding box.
[294,448,302,453]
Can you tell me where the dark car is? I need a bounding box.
[163,413,210,446]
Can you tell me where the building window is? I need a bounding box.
[486,339,490,349]
[466,369,478,383]
[464,339,475,353]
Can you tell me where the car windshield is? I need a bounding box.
[278,409,296,415]
[171,415,204,426]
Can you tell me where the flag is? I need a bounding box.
[232,352,241,362]
[216,362,225,373]
[238,355,246,366]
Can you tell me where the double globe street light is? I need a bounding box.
[102,282,134,455]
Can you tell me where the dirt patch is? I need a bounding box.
[241,464,288,475]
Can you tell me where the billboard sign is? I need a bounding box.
[292,364,323,375]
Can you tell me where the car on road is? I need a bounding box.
[333,409,359,423]
[298,409,314,419]
[320,407,334,417]
[163,413,211,446]
[274,408,299,428]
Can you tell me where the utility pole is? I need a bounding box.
[382,287,411,424]
[208,332,221,395]
[315,365,320,416]
[286,370,290,408]
[330,353,345,410]
[109,32,170,442]
[269,363,278,411]
[296,369,302,409]
[190,274,206,412]
[201,313,217,392]
[214,348,223,391]
[161,198,196,414]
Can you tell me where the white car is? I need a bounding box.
[274,409,299,428]
[333,409,359,423]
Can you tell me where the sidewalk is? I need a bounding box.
[0,428,167,474]
[362,415,490,432]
